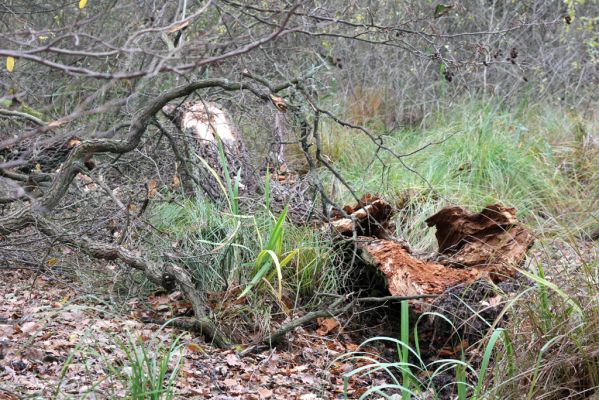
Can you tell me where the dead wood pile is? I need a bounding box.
[329,194,535,311]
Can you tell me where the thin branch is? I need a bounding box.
[0,108,45,126]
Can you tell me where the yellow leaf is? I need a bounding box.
[79,0,88,9]
[47,258,58,267]
[6,56,15,72]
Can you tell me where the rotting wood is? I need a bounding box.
[336,198,535,311]
[358,238,481,312]
[329,193,396,239]
[425,204,535,278]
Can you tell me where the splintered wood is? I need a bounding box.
[329,193,396,239]
[330,195,534,310]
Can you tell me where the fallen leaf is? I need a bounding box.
[300,394,319,400]
[257,387,273,399]
[316,317,339,336]
[187,342,204,353]
[20,322,40,334]
[225,352,242,367]
[147,180,157,199]
[438,340,469,357]
[223,378,238,387]
[6,56,15,73]
[170,175,181,190]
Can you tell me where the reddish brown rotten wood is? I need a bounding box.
[425,204,535,278]
[355,203,534,311]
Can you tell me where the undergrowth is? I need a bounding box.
[337,238,598,399]
[54,316,185,399]
[146,196,340,341]
[69,99,596,398]
[327,100,598,399]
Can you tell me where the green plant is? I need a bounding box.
[335,299,511,399]
[239,206,298,301]
[52,319,186,399]
[321,100,596,250]
[110,331,185,400]
[488,239,599,399]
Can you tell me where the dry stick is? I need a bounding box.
[357,294,438,303]
[0,78,271,235]
[0,108,45,126]
[265,296,354,346]
[262,293,440,348]
[0,4,298,80]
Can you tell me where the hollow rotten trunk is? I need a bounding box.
[330,195,534,312]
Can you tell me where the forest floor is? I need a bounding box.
[0,269,388,400]
[1,238,595,400]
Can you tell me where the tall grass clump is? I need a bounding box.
[112,332,185,400]
[148,199,338,297]
[146,167,340,339]
[487,240,599,399]
[55,323,185,399]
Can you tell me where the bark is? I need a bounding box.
[358,238,482,312]
[425,204,535,278]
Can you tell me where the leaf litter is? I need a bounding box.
[0,270,386,399]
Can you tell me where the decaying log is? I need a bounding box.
[338,199,534,311]
[359,238,481,299]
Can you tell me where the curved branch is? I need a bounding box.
[33,215,229,347]
[265,296,354,346]
[0,108,46,126]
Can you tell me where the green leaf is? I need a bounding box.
[434,4,453,18]
[238,207,289,299]
[473,328,504,399]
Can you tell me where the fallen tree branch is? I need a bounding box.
[357,294,439,303]
[141,317,229,349]
[265,296,355,346]
[32,215,229,347]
